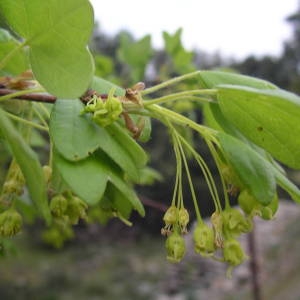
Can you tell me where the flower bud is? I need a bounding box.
[178,207,189,233]
[260,194,278,220]
[50,194,68,217]
[0,209,22,237]
[193,222,215,256]
[163,206,178,226]
[220,163,240,195]
[238,189,260,216]
[43,165,52,183]
[165,231,186,263]
[2,180,23,196]
[222,208,253,236]
[238,190,278,220]
[211,212,224,248]
[66,196,88,224]
[42,223,74,249]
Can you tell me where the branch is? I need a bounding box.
[0,88,107,104]
[0,88,57,103]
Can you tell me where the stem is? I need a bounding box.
[142,71,202,95]
[148,104,216,139]
[178,134,222,212]
[38,103,51,119]
[0,41,26,71]
[206,140,231,209]
[171,138,182,207]
[143,89,217,106]
[176,132,202,221]
[5,111,48,132]
[33,105,49,128]
[0,88,45,102]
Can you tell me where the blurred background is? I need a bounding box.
[1,1,300,299]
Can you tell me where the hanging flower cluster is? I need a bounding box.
[159,122,278,277]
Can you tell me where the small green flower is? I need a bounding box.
[42,220,74,249]
[178,207,189,233]
[193,222,215,257]
[50,194,68,217]
[2,180,23,196]
[238,190,278,220]
[238,189,260,216]
[223,238,247,267]
[66,196,88,225]
[162,205,178,235]
[260,194,278,220]
[165,230,186,263]
[163,206,178,225]
[84,88,123,127]
[0,208,22,237]
[222,208,253,237]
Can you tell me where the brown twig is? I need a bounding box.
[0,88,107,104]
[0,88,57,103]
[140,196,168,212]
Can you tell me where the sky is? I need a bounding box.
[90,0,299,60]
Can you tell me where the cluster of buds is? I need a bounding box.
[161,205,190,235]
[0,208,22,237]
[209,209,250,274]
[1,163,25,201]
[163,205,253,275]
[82,88,123,127]
[44,192,88,248]
[42,218,74,249]
[50,193,88,225]
[238,189,278,220]
[161,205,190,262]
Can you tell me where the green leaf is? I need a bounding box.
[102,183,133,220]
[106,122,148,168]
[204,102,244,139]
[94,55,114,78]
[217,132,276,205]
[198,70,277,89]
[271,165,300,203]
[218,85,300,169]
[54,149,145,216]
[50,99,142,181]
[90,76,125,96]
[53,150,108,205]
[0,28,28,75]
[0,107,50,223]
[137,167,163,185]
[163,28,183,55]
[117,33,153,82]
[99,158,144,217]
[0,0,94,98]
[163,28,194,73]
[50,99,103,161]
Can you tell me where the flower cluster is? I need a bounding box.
[82,88,123,127]
[43,192,88,248]
[238,189,278,220]
[161,204,252,276]
[0,208,22,237]
[161,205,189,262]
[159,122,280,277]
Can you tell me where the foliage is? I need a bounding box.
[0,1,300,277]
